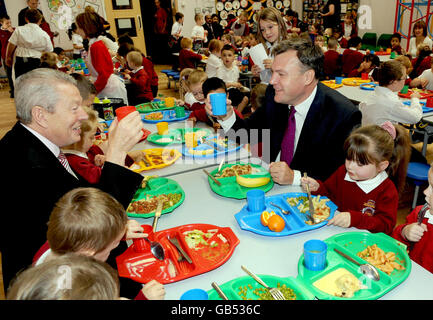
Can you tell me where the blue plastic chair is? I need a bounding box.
[406,162,430,209]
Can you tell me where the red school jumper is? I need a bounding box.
[129,68,154,102]
[341,48,364,76]
[323,49,341,78]
[179,49,202,70]
[392,205,433,274]
[314,165,398,235]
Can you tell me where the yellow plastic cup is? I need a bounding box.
[386,48,392,53]
[156,122,169,135]
[185,132,197,148]
[165,97,175,108]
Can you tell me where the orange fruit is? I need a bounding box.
[260,210,275,227]
[267,215,285,232]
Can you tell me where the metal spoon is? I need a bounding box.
[142,237,165,261]
[334,248,380,281]
[269,202,289,215]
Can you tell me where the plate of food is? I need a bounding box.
[141,110,191,123]
[321,80,343,89]
[360,82,378,90]
[182,135,243,159]
[116,223,240,284]
[129,148,181,173]
[235,192,338,237]
[297,232,411,300]
[207,274,314,300]
[126,176,184,218]
[135,100,177,113]
[342,78,371,86]
[398,88,433,99]
[206,162,274,199]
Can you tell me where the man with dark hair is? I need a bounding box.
[206,37,361,184]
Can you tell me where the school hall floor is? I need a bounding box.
[0,64,430,299]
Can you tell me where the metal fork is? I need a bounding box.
[241,265,285,300]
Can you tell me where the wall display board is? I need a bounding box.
[215,0,292,28]
[302,0,358,27]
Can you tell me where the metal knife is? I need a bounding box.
[168,237,192,263]
[417,203,430,225]
[211,282,229,300]
[152,200,163,233]
[303,172,316,224]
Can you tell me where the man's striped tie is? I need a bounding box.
[58,152,78,179]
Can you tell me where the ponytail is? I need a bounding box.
[387,124,411,194]
[67,23,77,41]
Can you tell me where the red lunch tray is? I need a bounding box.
[140,128,151,142]
[398,89,433,99]
[374,51,390,56]
[116,223,240,284]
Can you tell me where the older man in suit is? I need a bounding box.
[0,69,144,294]
[206,37,362,185]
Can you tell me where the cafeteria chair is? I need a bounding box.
[406,162,430,209]
[361,32,377,51]
[376,33,393,51]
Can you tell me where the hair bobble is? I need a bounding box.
[381,121,396,140]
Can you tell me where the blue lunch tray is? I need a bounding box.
[141,110,191,123]
[402,100,433,113]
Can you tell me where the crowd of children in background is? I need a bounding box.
[3,2,433,300]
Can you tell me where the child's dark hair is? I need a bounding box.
[117,33,134,46]
[67,22,77,40]
[344,123,410,194]
[391,32,401,42]
[348,36,362,48]
[0,14,10,22]
[364,53,380,68]
[53,47,64,56]
[25,9,42,24]
[221,44,235,54]
[175,12,184,21]
[202,77,226,98]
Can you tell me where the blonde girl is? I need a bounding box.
[302,122,411,235]
[253,7,289,84]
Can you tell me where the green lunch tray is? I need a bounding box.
[147,128,213,146]
[126,177,185,218]
[207,274,315,300]
[207,162,274,199]
[135,101,176,113]
[297,232,411,300]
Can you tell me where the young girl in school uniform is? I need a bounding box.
[75,12,128,104]
[68,23,84,60]
[253,7,289,84]
[301,122,411,235]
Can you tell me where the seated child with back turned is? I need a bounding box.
[124,50,153,105]
[33,187,166,300]
[301,122,411,235]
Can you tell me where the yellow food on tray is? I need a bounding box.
[145,112,164,120]
[313,268,367,298]
[321,80,343,89]
[342,78,370,86]
[130,148,181,172]
[216,164,255,177]
[357,244,405,275]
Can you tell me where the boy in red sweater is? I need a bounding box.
[124,50,153,105]
[323,37,341,79]
[0,15,14,97]
[341,36,364,76]
[391,32,404,55]
[392,164,433,274]
[179,37,202,70]
[301,123,411,235]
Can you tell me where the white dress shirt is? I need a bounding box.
[219,86,318,186]
[344,170,388,194]
[9,23,53,58]
[171,21,183,39]
[216,63,239,83]
[359,86,422,126]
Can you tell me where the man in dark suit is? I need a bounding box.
[203,14,215,46]
[206,37,361,185]
[0,69,144,294]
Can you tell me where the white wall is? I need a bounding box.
[358,0,397,43]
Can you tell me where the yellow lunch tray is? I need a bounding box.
[342,77,370,86]
[321,80,343,89]
[130,148,181,173]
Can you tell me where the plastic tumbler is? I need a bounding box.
[156,122,169,135]
[303,239,327,271]
[115,105,136,121]
[210,92,227,116]
[386,48,392,53]
[335,77,343,84]
[427,98,433,108]
[180,289,209,300]
[165,97,175,108]
[175,106,186,118]
[246,189,265,212]
[390,51,396,59]
[400,85,409,94]
[185,132,197,148]
[361,73,369,80]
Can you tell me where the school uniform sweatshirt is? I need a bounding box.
[314,165,398,235]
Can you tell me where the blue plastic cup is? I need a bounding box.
[303,239,327,271]
[180,288,209,300]
[246,189,265,212]
[210,92,227,116]
[335,77,343,84]
[83,68,89,75]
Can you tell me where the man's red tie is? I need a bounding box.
[280,105,296,166]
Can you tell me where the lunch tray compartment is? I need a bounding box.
[182,135,243,159]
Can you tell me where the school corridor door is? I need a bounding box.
[104,0,147,55]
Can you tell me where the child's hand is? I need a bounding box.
[123,73,131,80]
[300,176,320,192]
[327,211,351,228]
[251,64,261,76]
[128,150,146,163]
[175,98,185,106]
[141,280,165,300]
[125,219,145,239]
[402,223,428,242]
[94,154,106,167]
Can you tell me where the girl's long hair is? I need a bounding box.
[256,7,289,55]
